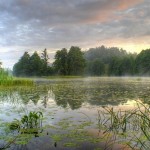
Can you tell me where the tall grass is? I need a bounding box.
[0,69,33,86]
[98,102,150,149]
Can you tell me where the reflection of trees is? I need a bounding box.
[19,90,40,105]
[0,81,150,110]
[18,87,55,107]
[85,84,130,106]
[17,87,50,106]
[42,96,48,108]
[53,86,84,110]
[41,89,55,108]
[52,81,150,109]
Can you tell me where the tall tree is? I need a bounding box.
[41,49,49,75]
[67,46,86,75]
[87,59,104,76]
[29,51,43,76]
[53,48,68,75]
[13,52,30,76]
[108,57,122,76]
[119,56,135,75]
[135,49,150,75]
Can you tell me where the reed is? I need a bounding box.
[0,69,33,86]
[98,102,150,149]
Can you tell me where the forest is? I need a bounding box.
[12,45,150,77]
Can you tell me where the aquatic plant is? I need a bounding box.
[97,102,150,149]
[0,111,43,150]
[9,111,43,134]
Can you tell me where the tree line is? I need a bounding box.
[13,49,53,76]
[12,46,150,76]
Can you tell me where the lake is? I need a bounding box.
[0,77,150,150]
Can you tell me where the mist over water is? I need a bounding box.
[0,77,150,149]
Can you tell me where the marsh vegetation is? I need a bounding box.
[0,77,150,149]
[0,68,33,86]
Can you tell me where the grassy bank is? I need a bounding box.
[0,69,34,86]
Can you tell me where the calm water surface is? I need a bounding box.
[0,77,150,149]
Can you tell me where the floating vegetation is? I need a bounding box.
[63,142,78,148]
[0,77,150,149]
[0,111,43,149]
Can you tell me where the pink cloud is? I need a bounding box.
[81,0,144,24]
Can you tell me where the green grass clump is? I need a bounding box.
[9,111,43,133]
[0,69,13,85]
[0,69,34,86]
[12,78,34,86]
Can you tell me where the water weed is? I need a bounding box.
[97,102,150,149]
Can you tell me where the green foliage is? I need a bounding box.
[67,46,86,75]
[9,111,43,133]
[85,46,137,76]
[41,49,49,66]
[12,46,150,77]
[0,111,43,149]
[135,49,150,75]
[0,67,33,86]
[53,46,86,75]
[9,119,21,130]
[0,68,34,86]
[12,78,34,86]
[41,48,49,75]
[13,52,30,76]
[29,51,43,76]
[0,68,13,83]
[85,45,128,63]
[53,48,68,75]
[13,49,54,77]
[86,59,105,76]
[108,57,122,75]
[108,56,135,76]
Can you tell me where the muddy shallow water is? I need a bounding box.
[0,77,150,149]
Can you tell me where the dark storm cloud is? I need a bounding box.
[0,0,149,68]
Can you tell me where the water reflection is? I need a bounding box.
[0,79,150,110]
[0,78,150,150]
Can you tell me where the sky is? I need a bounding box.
[0,0,150,69]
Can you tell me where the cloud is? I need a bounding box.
[0,0,149,68]
[0,0,144,25]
